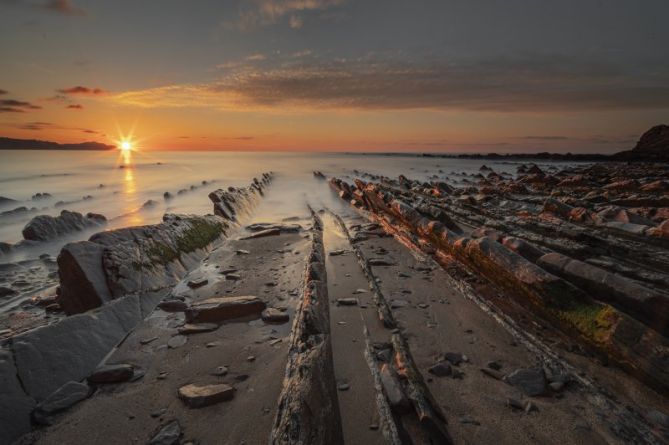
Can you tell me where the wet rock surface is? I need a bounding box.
[22,210,107,242]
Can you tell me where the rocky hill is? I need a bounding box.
[614,124,669,161]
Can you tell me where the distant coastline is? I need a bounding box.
[0,137,115,151]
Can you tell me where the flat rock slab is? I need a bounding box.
[178,323,219,334]
[34,381,91,425]
[88,363,135,384]
[178,383,235,408]
[158,299,189,312]
[261,308,290,324]
[337,298,359,306]
[185,295,266,323]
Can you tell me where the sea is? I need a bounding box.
[0,150,582,319]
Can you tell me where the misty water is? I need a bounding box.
[0,150,579,319]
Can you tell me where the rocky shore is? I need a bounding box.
[1,158,668,444]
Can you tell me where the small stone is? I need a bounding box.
[390,299,409,309]
[480,368,504,380]
[503,368,547,397]
[88,364,135,384]
[428,362,452,377]
[487,361,502,371]
[225,273,242,281]
[178,323,219,334]
[157,372,168,380]
[150,408,167,418]
[211,366,229,376]
[158,299,188,312]
[337,298,358,306]
[187,278,208,289]
[140,336,159,345]
[149,420,181,445]
[549,381,564,392]
[206,341,220,348]
[178,383,235,408]
[352,289,367,294]
[417,303,429,309]
[167,335,188,349]
[261,308,290,324]
[507,398,524,410]
[459,415,480,426]
[337,382,350,391]
[247,355,256,362]
[236,249,250,255]
[442,352,465,366]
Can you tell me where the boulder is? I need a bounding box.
[22,210,107,242]
[57,214,226,315]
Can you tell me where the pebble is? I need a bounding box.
[247,355,256,362]
[178,323,219,335]
[88,364,135,384]
[211,366,229,376]
[187,278,208,289]
[337,382,350,391]
[178,383,236,408]
[150,408,167,418]
[149,420,181,445]
[337,298,358,306]
[487,360,502,371]
[428,362,452,377]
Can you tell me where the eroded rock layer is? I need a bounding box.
[329,162,669,395]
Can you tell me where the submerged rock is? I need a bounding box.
[22,210,106,242]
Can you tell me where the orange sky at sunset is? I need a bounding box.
[2,1,668,153]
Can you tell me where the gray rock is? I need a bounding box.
[12,295,144,401]
[158,299,189,312]
[22,210,106,242]
[0,349,35,443]
[88,363,135,384]
[336,298,358,306]
[261,308,290,324]
[503,368,547,397]
[178,383,235,408]
[379,364,410,412]
[428,362,452,377]
[33,381,91,425]
[185,296,266,323]
[187,278,208,289]
[149,420,181,445]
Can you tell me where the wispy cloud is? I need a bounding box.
[0,98,42,113]
[58,85,107,95]
[66,103,83,109]
[111,54,669,113]
[233,0,346,30]
[17,121,53,130]
[0,89,8,95]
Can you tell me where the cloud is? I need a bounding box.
[58,86,107,95]
[66,103,83,109]
[235,0,346,29]
[39,0,85,16]
[0,89,8,95]
[111,54,669,113]
[0,98,42,112]
[18,121,53,130]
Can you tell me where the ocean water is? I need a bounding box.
[0,150,576,259]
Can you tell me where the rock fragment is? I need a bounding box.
[178,383,235,408]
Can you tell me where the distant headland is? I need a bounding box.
[0,137,115,151]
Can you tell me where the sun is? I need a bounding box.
[120,140,133,152]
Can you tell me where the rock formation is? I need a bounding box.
[22,210,107,242]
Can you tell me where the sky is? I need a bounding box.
[0,0,668,153]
